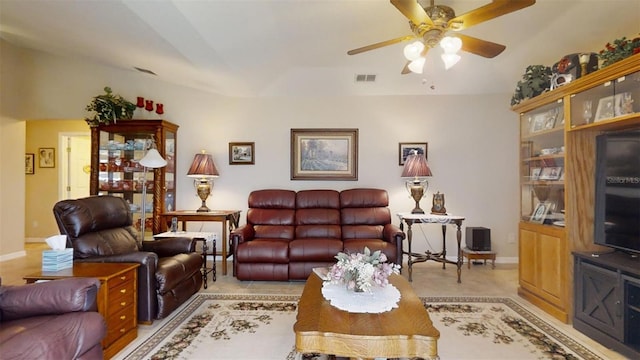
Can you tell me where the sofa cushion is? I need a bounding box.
[296,190,340,209]
[236,239,289,263]
[340,188,388,208]
[341,207,392,226]
[0,312,105,360]
[342,224,384,240]
[289,239,344,261]
[248,189,296,209]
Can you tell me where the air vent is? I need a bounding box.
[355,74,376,83]
[134,67,157,76]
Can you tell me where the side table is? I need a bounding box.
[159,210,241,275]
[24,262,139,360]
[154,231,217,288]
[397,212,466,283]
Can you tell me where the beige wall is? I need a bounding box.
[0,40,27,259]
[0,40,520,261]
[25,120,88,240]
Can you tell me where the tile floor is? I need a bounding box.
[0,244,627,359]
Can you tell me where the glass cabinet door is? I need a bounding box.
[520,100,565,226]
[90,120,179,239]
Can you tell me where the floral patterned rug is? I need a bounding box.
[118,294,603,360]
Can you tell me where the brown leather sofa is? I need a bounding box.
[53,196,203,323]
[0,277,106,360]
[231,188,405,281]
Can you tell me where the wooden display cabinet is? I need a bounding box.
[513,54,640,324]
[90,120,178,237]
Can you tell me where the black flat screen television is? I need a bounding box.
[594,129,640,254]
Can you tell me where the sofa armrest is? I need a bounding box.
[142,237,196,257]
[383,223,405,242]
[230,225,255,247]
[0,277,100,322]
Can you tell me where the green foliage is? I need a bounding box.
[511,65,552,106]
[598,35,640,68]
[85,86,136,127]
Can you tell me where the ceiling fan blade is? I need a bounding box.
[448,0,535,31]
[347,35,414,55]
[458,34,506,58]
[391,0,433,27]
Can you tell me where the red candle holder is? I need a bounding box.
[145,100,154,112]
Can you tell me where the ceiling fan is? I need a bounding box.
[347,0,536,74]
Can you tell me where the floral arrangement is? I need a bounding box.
[325,247,400,292]
[85,86,136,127]
[598,35,640,68]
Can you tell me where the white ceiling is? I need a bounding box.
[1,0,639,98]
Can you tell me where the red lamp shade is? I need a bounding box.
[187,151,219,178]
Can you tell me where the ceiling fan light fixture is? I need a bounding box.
[439,36,462,54]
[403,41,425,61]
[408,57,426,74]
[441,53,461,70]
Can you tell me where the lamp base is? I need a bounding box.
[196,205,210,212]
[411,208,425,214]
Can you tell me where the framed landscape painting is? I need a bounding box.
[290,128,358,180]
[229,142,255,165]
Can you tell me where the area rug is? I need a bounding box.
[118,294,603,360]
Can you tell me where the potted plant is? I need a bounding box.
[598,35,640,68]
[85,86,136,127]
[510,65,552,106]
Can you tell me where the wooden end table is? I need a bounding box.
[294,271,439,359]
[159,210,240,275]
[24,262,139,360]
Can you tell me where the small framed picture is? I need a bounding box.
[229,142,255,165]
[539,166,562,180]
[399,142,428,165]
[543,108,557,130]
[25,153,35,174]
[530,167,542,180]
[38,148,55,168]
[530,112,547,133]
[595,95,615,122]
[614,92,633,116]
[530,202,551,224]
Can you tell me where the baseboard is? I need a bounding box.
[0,250,27,262]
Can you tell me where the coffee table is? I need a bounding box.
[294,272,439,359]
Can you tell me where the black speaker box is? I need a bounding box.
[465,227,491,251]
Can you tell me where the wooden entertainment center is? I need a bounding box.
[512,54,639,355]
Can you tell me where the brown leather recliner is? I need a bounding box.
[0,277,106,360]
[53,196,203,323]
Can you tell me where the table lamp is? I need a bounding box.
[139,139,167,241]
[187,150,219,212]
[401,150,432,214]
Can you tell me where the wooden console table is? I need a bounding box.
[24,262,139,360]
[397,212,466,283]
[159,210,240,275]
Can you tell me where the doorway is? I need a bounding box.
[58,133,91,200]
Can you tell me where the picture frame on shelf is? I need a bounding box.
[530,112,547,133]
[530,167,542,180]
[290,128,358,181]
[530,202,552,224]
[398,142,428,165]
[539,166,563,180]
[229,142,255,165]
[614,92,633,116]
[595,95,615,122]
[25,153,34,174]
[543,108,558,130]
[38,148,55,168]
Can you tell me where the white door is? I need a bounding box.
[59,133,91,200]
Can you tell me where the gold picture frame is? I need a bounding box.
[38,148,55,168]
[290,128,358,180]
